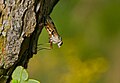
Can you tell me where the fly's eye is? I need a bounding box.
[60,41,63,46]
[58,41,63,48]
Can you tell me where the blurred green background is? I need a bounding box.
[28,0,120,83]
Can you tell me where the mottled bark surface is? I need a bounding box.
[0,0,59,82]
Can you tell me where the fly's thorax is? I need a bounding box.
[50,34,60,43]
[50,35,63,47]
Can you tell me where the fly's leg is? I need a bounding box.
[37,43,51,51]
[49,40,53,49]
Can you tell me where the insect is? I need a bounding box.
[45,16,63,48]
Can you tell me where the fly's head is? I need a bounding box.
[50,31,63,48]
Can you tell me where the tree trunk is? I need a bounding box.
[0,0,59,82]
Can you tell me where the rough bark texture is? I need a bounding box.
[0,0,59,82]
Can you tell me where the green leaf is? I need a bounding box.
[11,79,18,83]
[11,66,40,83]
[12,66,28,82]
[27,79,40,83]
[12,66,23,81]
[19,80,26,83]
[21,68,28,81]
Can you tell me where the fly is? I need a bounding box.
[44,16,63,48]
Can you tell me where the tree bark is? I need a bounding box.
[0,0,59,82]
